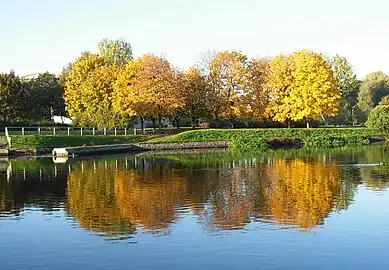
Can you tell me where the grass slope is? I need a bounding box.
[3,135,155,149]
[151,128,387,151]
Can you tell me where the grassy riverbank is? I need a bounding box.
[3,128,387,151]
[151,128,388,151]
[2,135,155,149]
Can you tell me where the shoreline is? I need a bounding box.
[4,136,386,158]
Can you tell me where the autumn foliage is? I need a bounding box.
[61,40,341,128]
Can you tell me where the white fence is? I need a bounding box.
[4,126,187,137]
[4,127,144,136]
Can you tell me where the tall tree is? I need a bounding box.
[64,53,105,123]
[77,65,130,128]
[242,57,271,122]
[267,50,340,127]
[113,55,185,129]
[357,71,389,114]
[0,71,27,122]
[98,38,133,66]
[266,54,294,126]
[328,55,360,125]
[27,73,66,121]
[182,67,210,128]
[208,50,249,125]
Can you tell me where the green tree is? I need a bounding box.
[366,105,389,130]
[0,71,28,122]
[328,55,360,125]
[27,73,66,121]
[357,72,389,115]
[98,38,133,66]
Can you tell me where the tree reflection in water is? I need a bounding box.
[1,145,389,240]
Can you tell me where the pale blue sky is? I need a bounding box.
[1,0,388,78]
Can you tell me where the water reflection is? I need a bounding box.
[1,145,389,240]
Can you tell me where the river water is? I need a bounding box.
[1,145,389,270]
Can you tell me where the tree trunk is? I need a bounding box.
[288,121,291,128]
[158,115,162,132]
[230,118,234,128]
[151,117,156,131]
[306,121,310,129]
[321,115,327,125]
[175,117,180,130]
[191,117,196,129]
[140,118,145,132]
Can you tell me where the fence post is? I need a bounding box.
[92,128,95,136]
[5,127,11,148]
[80,128,83,136]
[53,127,56,135]
[38,127,41,135]
[22,127,25,136]
[104,128,106,135]
[124,128,127,136]
[67,127,70,136]
[134,127,137,135]
[114,128,117,136]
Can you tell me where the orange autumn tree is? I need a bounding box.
[242,57,271,122]
[113,55,185,130]
[208,51,249,125]
[181,67,211,127]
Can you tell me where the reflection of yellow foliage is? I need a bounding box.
[66,160,187,236]
[114,169,186,232]
[66,165,135,235]
[269,160,340,228]
[266,160,341,229]
[66,156,351,235]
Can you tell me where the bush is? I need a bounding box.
[366,105,389,130]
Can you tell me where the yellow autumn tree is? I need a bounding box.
[267,50,340,127]
[208,51,249,125]
[64,53,105,123]
[266,55,294,125]
[113,55,185,129]
[77,65,131,128]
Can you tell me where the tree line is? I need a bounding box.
[1,38,389,129]
[0,72,66,124]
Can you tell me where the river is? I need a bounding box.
[1,145,389,269]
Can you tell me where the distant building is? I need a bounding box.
[52,116,72,125]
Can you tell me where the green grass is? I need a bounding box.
[2,135,157,149]
[150,128,388,151]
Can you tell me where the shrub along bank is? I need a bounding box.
[151,128,388,151]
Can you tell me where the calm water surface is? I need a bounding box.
[1,146,389,269]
